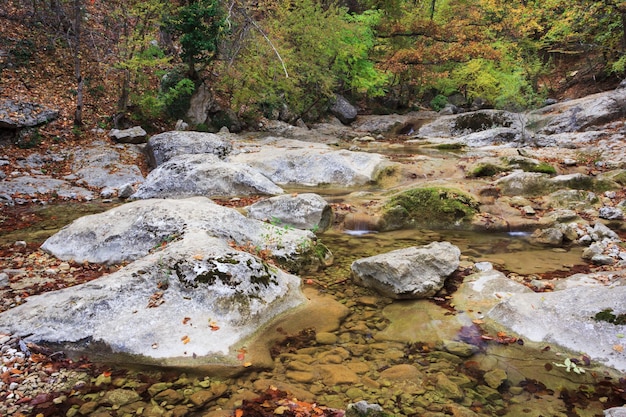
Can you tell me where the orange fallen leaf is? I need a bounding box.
[235,409,244,417]
[472,319,484,325]
[181,335,190,344]
[209,321,220,331]
[182,317,191,325]
[193,254,203,260]
[614,344,624,352]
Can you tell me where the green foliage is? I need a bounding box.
[430,94,448,111]
[437,56,537,110]
[222,0,387,121]
[166,0,225,76]
[136,75,195,120]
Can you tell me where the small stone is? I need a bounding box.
[78,401,99,415]
[147,382,172,397]
[483,368,508,389]
[316,332,338,345]
[189,389,217,407]
[443,341,478,358]
[117,183,135,199]
[0,273,8,288]
[154,388,184,404]
[435,372,464,400]
[592,255,615,265]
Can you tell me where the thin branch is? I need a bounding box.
[247,17,289,78]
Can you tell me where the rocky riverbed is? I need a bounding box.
[2,88,626,416]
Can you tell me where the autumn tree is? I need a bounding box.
[218,0,387,122]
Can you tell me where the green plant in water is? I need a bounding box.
[552,358,585,374]
[435,143,465,151]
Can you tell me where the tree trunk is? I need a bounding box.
[73,0,83,126]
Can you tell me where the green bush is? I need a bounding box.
[430,94,448,111]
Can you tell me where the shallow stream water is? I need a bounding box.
[3,201,623,417]
[2,137,624,416]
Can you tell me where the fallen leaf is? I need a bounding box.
[209,321,220,331]
[181,335,190,344]
[193,254,203,260]
[614,344,624,352]
[182,317,191,325]
[472,319,484,325]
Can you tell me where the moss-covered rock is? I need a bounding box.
[468,163,505,178]
[381,187,480,230]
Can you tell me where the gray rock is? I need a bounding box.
[145,131,232,168]
[0,100,59,129]
[530,227,563,246]
[0,272,8,288]
[108,126,147,144]
[246,193,332,232]
[536,89,626,134]
[71,143,145,190]
[175,119,189,131]
[40,197,320,272]
[546,189,599,211]
[351,242,461,299]
[117,183,135,199]
[591,254,615,265]
[495,171,552,197]
[486,284,626,372]
[605,406,626,417]
[599,206,624,220]
[0,231,306,365]
[330,94,358,125]
[0,175,94,201]
[231,138,395,187]
[131,153,284,199]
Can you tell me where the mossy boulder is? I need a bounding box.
[381,187,480,230]
[468,163,505,178]
[502,156,556,175]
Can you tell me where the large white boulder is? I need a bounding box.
[0,231,306,366]
[351,242,461,299]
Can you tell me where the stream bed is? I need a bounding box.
[2,201,624,417]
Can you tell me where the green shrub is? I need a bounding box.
[430,94,448,111]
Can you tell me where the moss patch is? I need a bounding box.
[528,162,556,174]
[435,142,465,150]
[469,163,504,177]
[382,187,480,230]
[593,309,626,325]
